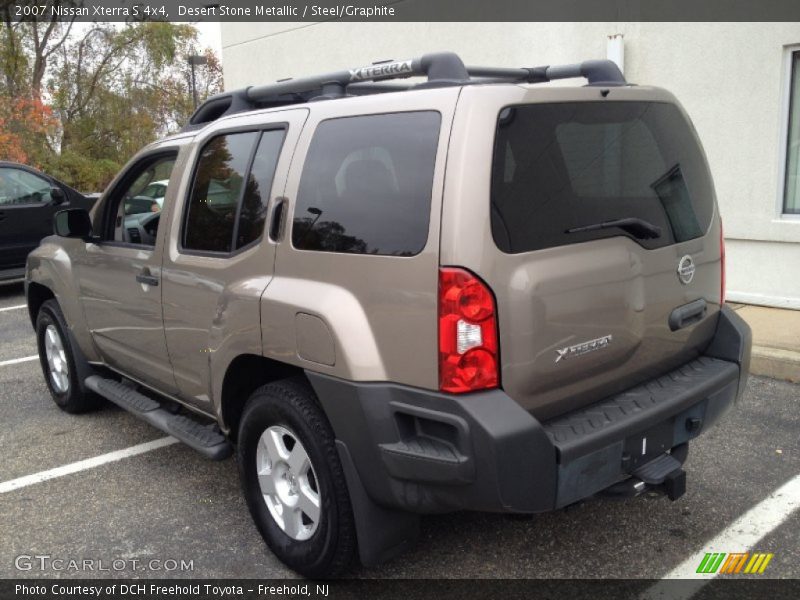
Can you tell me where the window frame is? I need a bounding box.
[289,109,442,258]
[99,149,179,250]
[779,45,800,218]
[178,123,288,258]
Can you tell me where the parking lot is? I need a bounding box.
[0,280,798,581]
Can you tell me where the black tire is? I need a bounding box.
[35,299,101,413]
[238,377,356,578]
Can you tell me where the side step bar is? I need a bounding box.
[85,375,232,460]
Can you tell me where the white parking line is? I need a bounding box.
[0,355,37,367]
[643,472,800,599]
[0,304,26,312]
[0,437,178,494]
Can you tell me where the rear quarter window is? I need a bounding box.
[491,101,715,253]
[292,111,441,256]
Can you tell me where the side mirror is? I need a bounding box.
[54,208,92,239]
[50,186,66,205]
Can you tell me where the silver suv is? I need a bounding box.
[26,52,751,577]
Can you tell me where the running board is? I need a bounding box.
[84,375,232,460]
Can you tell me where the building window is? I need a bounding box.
[785,50,800,214]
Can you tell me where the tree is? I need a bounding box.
[0,1,75,98]
[0,1,69,165]
[0,4,223,191]
[44,21,222,189]
[0,95,56,164]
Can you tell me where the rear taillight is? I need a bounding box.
[720,220,726,305]
[438,267,499,393]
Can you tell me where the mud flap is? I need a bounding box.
[336,441,420,567]
[66,327,94,395]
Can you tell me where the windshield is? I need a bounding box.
[490,101,715,253]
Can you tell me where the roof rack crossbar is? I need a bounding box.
[184,54,626,131]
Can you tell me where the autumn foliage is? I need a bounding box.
[0,96,56,165]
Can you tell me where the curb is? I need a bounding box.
[750,345,800,383]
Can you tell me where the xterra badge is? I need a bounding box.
[555,335,613,363]
[349,60,413,81]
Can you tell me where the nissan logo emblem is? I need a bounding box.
[677,255,695,284]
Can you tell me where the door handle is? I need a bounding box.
[668,299,706,331]
[136,270,159,287]
[269,197,287,241]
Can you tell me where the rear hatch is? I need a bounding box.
[442,85,722,419]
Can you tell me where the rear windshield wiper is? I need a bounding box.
[565,217,662,240]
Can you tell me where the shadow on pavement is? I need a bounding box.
[0,281,24,300]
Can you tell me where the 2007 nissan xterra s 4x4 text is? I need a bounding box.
[26,52,751,577]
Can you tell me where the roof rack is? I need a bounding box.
[183,51,626,131]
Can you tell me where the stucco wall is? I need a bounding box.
[221,22,800,308]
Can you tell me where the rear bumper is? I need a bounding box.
[309,304,751,515]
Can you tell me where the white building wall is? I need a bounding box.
[221,22,800,308]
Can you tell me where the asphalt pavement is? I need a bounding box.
[0,281,798,580]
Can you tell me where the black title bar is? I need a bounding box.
[4,0,800,22]
[4,578,800,600]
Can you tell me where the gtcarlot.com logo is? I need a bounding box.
[696,552,774,574]
[15,554,194,572]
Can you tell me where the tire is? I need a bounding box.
[238,377,356,578]
[35,299,100,413]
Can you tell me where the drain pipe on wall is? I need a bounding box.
[607,34,625,74]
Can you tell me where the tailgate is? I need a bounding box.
[441,85,723,419]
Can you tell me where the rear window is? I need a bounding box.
[491,101,715,253]
[292,111,441,256]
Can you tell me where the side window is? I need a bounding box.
[110,155,176,246]
[292,111,441,256]
[183,132,259,253]
[235,129,286,249]
[0,168,52,205]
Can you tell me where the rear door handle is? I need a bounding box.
[269,197,287,241]
[136,270,159,286]
[668,299,707,331]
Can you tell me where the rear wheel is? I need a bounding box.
[35,299,100,413]
[237,378,356,577]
